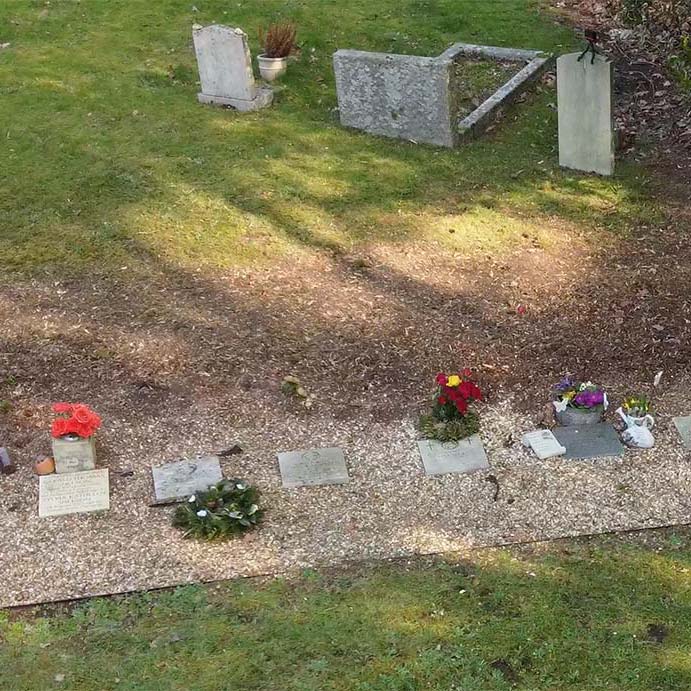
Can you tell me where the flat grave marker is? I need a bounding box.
[417,435,489,476]
[152,455,222,504]
[673,416,691,450]
[39,468,110,518]
[552,423,624,460]
[278,447,349,488]
[522,429,566,459]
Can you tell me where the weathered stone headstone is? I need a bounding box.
[151,455,223,504]
[557,53,614,176]
[52,435,96,474]
[39,468,110,518]
[417,435,489,476]
[552,423,624,460]
[193,24,272,111]
[278,447,349,488]
[673,416,691,450]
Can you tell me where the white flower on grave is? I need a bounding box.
[196,509,208,518]
[228,511,243,519]
[235,482,246,490]
[553,398,569,413]
[248,504,258,515]
[188,495,196,503]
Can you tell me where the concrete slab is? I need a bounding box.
[417,435,489,476]
[152,456,222,504]
[553,423,624,460]
[39,469,110,518]
[278,447,349,488]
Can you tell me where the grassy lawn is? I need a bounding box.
[2,532,691,690]
[0,0,656,275]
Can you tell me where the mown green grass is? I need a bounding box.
[3,532,691,690]
[0,0,658,275]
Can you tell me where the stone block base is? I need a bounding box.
[52,435,97,474]
[197,87,273,111]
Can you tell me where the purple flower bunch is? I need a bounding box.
[553,377,607,410]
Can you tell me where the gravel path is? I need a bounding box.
[3,392,691,609]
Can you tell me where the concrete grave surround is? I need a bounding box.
[39,469,110,518]
[417,435,489,476]
[553,423,624,460]
[673,416,691,450]
[278,447,349,488]
[193,24,272,111]
[151,455,223,504]
[557,53,614,176]
[333,43,551,147]
[52,435,96,474]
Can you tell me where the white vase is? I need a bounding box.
[257,54,288,82]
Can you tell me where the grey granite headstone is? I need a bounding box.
[39,468,110,518]
[673,416,691,450]
[417,435,489,476]
[557,52,614,175]
[193,24,272,111]
[552,423,624,460]
[152,455,222,504]
[278,447,349,488]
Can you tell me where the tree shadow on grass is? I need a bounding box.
[2,536,691,690]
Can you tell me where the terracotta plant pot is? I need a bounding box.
[34,457,55,475]
[257,54,288,81]
[556,405,604,426]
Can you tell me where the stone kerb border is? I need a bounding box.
[333,43,553,147]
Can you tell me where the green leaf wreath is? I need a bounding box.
[173,479,264,541]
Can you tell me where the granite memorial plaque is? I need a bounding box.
[417,435,489,476]
[39,468,110,518]
[553,423,624,460]
[278,447,349,488]
[673,416,691,450]
[152,455,223,504]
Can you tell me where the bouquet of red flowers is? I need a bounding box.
[420,370,483,441]
[51,402,102,439]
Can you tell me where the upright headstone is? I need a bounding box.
[193,24,272,111]
[557,53,614,176]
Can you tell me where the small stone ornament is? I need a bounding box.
[616,407,655,449]
[0,447,16,475]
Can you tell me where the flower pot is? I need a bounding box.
[34,457,55,475]
[555,405,604,426]
[257,54,288,82]
[52,434,96,473]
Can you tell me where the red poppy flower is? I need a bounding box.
[437,396,447,405]
[435,373,447,386]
